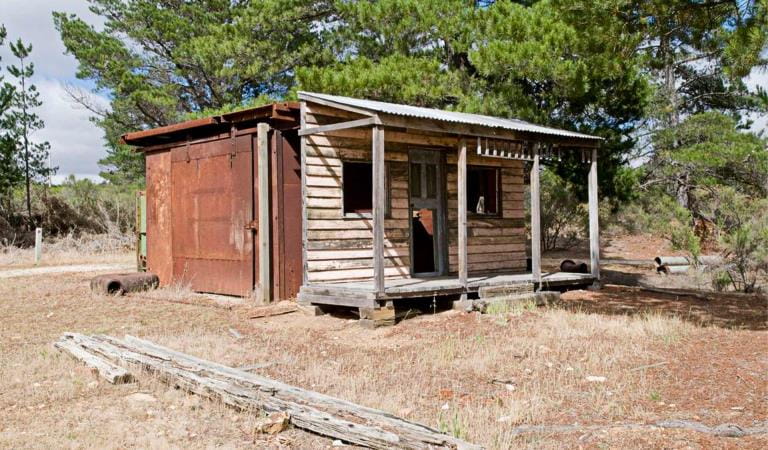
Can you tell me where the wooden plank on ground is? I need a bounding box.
[54,338,134,384]
[58,333,481,450]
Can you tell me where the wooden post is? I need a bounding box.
[530,145,542,286]
[257,122,271,303]
[588,147,600,280]
[299,103,308,286]
[458,138,468,293]
[34,227,42,265]
[372,125,385,295]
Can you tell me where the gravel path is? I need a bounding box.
[0,263,134,279]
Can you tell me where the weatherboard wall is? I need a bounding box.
[303,102,527,284]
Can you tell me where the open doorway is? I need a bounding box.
[409,150,445,276]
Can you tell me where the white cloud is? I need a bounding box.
[34,78,110,182]
[0,0,102,80]
[1,0,108,180]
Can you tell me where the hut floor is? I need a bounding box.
[298,272,595,308]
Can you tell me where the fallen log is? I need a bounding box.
[53,338,134,384]
[59,333,481,450]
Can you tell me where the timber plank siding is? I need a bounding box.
[303,103,528,284]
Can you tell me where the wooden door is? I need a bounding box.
[409,149,447,276]
[170,135,255,296]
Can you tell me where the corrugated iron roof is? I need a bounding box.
[122,102,300,147]
[298,92,602,141]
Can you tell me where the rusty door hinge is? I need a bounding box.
[244,219,258,231]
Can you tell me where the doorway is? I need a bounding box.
[409,149,446,276]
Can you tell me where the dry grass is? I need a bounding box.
[1,261,765,449]
[0,232,133,268]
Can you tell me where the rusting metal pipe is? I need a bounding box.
[91,273,159,295]
[654,256,689,266]
[654,255,723,267]
[560,259,589,274]
[656,264,690,275]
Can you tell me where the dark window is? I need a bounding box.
[343,161,373,214]
[467,166,500,215]
[342,161,390,215]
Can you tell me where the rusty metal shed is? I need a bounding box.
[122,103,302,300]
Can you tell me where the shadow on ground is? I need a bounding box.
[558,284,767,331]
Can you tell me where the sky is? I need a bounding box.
[0,1,766,185]
[0,0,108,184]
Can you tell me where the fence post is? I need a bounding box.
[34,227,42,265]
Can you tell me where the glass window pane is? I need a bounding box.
[467,166,499,215]
[410,163,421,198]
[425,164,437,199]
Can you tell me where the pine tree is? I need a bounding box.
[53,0,334,184]
[6,38,53,217]
[0,25,22,214]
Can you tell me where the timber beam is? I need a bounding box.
[298,117,381,136]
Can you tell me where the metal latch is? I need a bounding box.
[244,219,258,231]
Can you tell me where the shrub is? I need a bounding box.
[530,169,587,251]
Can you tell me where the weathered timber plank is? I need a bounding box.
[54,338,134,384]
[298,293,377,308]
[308,256,409,272]
[306,197,343,209]
[307,219,407,230]
[306,238,408,251]
[308,228,408,240]
[308,266,409,282]
[64,334,475,450]
[306,165,342,177]
[447,252,527,264]
[307,247,410,260]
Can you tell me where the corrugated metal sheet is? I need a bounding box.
[298,92,602,141]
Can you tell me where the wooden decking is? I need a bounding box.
[298,272,595,308]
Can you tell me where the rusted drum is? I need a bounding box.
[91,273,160,295]
[559,259,589,274]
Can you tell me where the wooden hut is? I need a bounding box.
[122,93,602,318]
[296,92,602,312]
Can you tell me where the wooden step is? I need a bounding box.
[477,282,534,299]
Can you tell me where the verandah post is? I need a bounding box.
[530,144,542,286]
[372,125,385,295]
[458,138,468,295]
[588,147,600,281]
[257,122,271,303]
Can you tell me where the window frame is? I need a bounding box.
[340,159,390,218]
[466,164,502,217]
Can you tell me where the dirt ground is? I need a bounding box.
[1,240,766,449]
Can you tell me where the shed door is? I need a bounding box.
[170,135,255,296]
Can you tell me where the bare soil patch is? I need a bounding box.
[560,285,767,330]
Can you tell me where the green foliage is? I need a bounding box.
[0,34,54,218]
[300,0,650,198]
[634,0,768,123]
[53,0,335,184]
[55,0,766,196]
[652,112,768,216]
[0,25,22,211]
[698,186,768,292]
[533,169,587,251]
